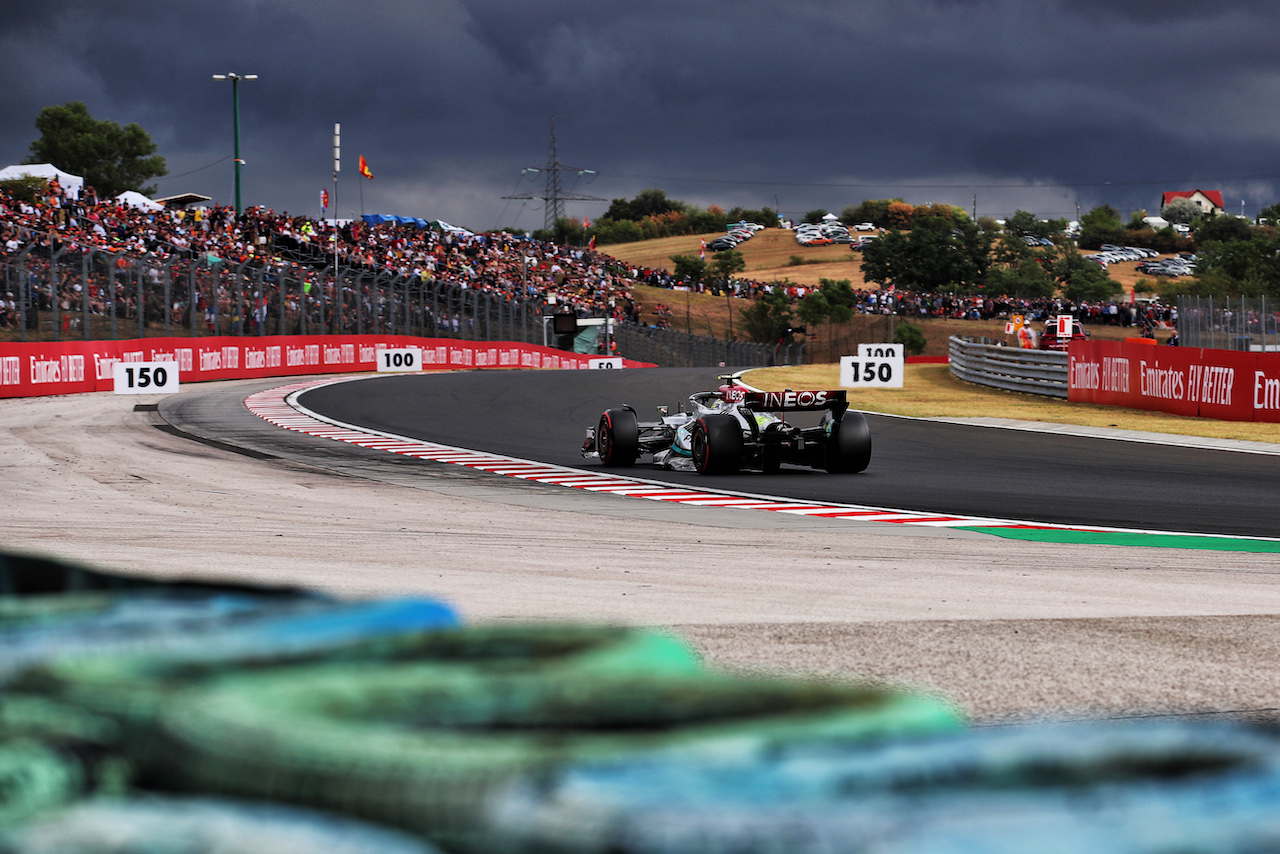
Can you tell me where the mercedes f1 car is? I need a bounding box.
[581,380,871,474]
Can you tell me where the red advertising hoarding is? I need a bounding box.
[0,335,655,399]
[1069,339,1280,422]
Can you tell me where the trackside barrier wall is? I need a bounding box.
[948,335,1069,398]
[0,335,656,399]
[1068,338,1280,422]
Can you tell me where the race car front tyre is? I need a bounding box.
[596,409,639,467]
[692,415,744,475]
[824,410,872,473]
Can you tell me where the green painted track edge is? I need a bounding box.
[960,526,1280,553]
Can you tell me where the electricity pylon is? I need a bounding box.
[505,116,604,231]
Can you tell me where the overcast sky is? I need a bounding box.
[3,0,1279,231]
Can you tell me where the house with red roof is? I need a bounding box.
[1161,189,1224,217]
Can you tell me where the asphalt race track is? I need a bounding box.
[299,368,1280,539]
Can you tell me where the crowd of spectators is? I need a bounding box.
[2,181,660,335]
[0,180,1173,338]
[0,183,659,335]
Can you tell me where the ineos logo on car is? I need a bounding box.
[759,390,828,408]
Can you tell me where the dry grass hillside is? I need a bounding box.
[607,228,1172,361]
[608,229,871,289]
[606,228,1168,294]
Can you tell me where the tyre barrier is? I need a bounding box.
[20,624,702,768]
[0,549,319,599]
[0,738,129,830]
[1,593,459,686]
[149,667,963,851]
[483,720,1280,854]
[0,797,444,854]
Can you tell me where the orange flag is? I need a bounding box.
[358,156,373,179]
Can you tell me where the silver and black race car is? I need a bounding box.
[581,379,871,474]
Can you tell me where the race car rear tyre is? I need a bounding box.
[824,410,872,473]
[596,409,639,467]
[692,415,744,475]
[760,444,782,474]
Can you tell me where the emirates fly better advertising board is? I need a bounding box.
[0,335,657,399]
[1068,339,1280,422]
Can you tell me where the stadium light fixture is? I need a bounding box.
[212,72,258,215]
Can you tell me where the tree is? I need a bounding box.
[1004,210,1040,236]
[1194,214,1251,245]
[708,249,745,293]
[591,217,644,245]
[1004,210,1065,239]
[546,216,585,244]
[796,290,831,337]
[26,101,167,197]
[1179,232,1280,298]
[984,231,1057,298]
[603,188,679,221]
[983,230,1054,300]
[893,321,927,356]
[861,216,991,293]
[725,206,779,228]
[886,200,916,229]
[1160,197,1201,225]
[913,203,968,224]
[818,277,856,314]
[841,199,897,228]
[0,175,51,203]
[739,288,793,344]
[1052,247,1120,302]
[808,278,855,359]
[985,258,1057,299]
[1077,205,1124,250]
[1258,202,1280,225]
[669,253,706,283]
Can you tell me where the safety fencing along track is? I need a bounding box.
[1,243,798,369]
[948,335,1068,398]
[241,376,1280,552]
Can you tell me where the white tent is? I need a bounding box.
[434,220,475,236]
[115,190,163,211]
[820,212,840,221]
[0,163,84,199]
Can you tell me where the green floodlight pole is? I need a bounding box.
[212,72,257,216]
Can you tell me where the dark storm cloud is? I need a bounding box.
[2,0,1278,228]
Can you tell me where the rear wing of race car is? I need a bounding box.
[727,388,849,414]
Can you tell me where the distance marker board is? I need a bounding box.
[113,361,179,394]
[840,343,904,388]
[376,348,423,372]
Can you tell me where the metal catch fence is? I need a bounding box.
[0,244,798,368]
[1176,295,1280,351]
